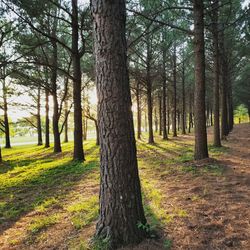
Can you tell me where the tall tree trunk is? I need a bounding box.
[64,100,69,143]
[51,39,61,153]
[211,0,221,147]
[50,13,61,153]
[181,59,186,134]
[94,120,99,146]
[72,0,85,161]
[45,89,50,148]
[193,0,209,160]
[158,93,162,136]
[167,97,170,134]
[162,42,168,139]
[144,111,147,132]
[177,110,180,131]
[91,0,147,247]
[136,80,141,139]
[172,44,177,137]
[154,106,158,133]
[2,72,11,148]
[210,108,213,126]
[220,42,229,138]
[37,86,43,146]
[188,92,193,133]
[146,34,154,144]
[228,80,234,131]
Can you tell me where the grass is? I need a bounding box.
[66,195,99,229]
[28,214,61,234]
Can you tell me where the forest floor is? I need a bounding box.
[0,123,249,250]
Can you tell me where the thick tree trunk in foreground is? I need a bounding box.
[2,74,11,148]
[72,0,85,161]
[45,89,50,148]
[211,0,221,147]
[91,0,147,247]
[37,86,43,146]
[193,0,209,160]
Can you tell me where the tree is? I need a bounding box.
[210,0,221,147]
[91,0,147,247]
[193,0,209,160]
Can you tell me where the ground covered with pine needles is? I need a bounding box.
[0,123,249,249]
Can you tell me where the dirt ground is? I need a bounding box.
[128,123,250,250]
[0,123,249,250]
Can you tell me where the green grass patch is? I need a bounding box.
[28,214,60,234]
[66,195,99,229]
[208,144,229,156]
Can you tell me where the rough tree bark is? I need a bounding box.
[72,0,85,161]
[211,0,221,147]
[193,0,209,159]
[91,0,147,247]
